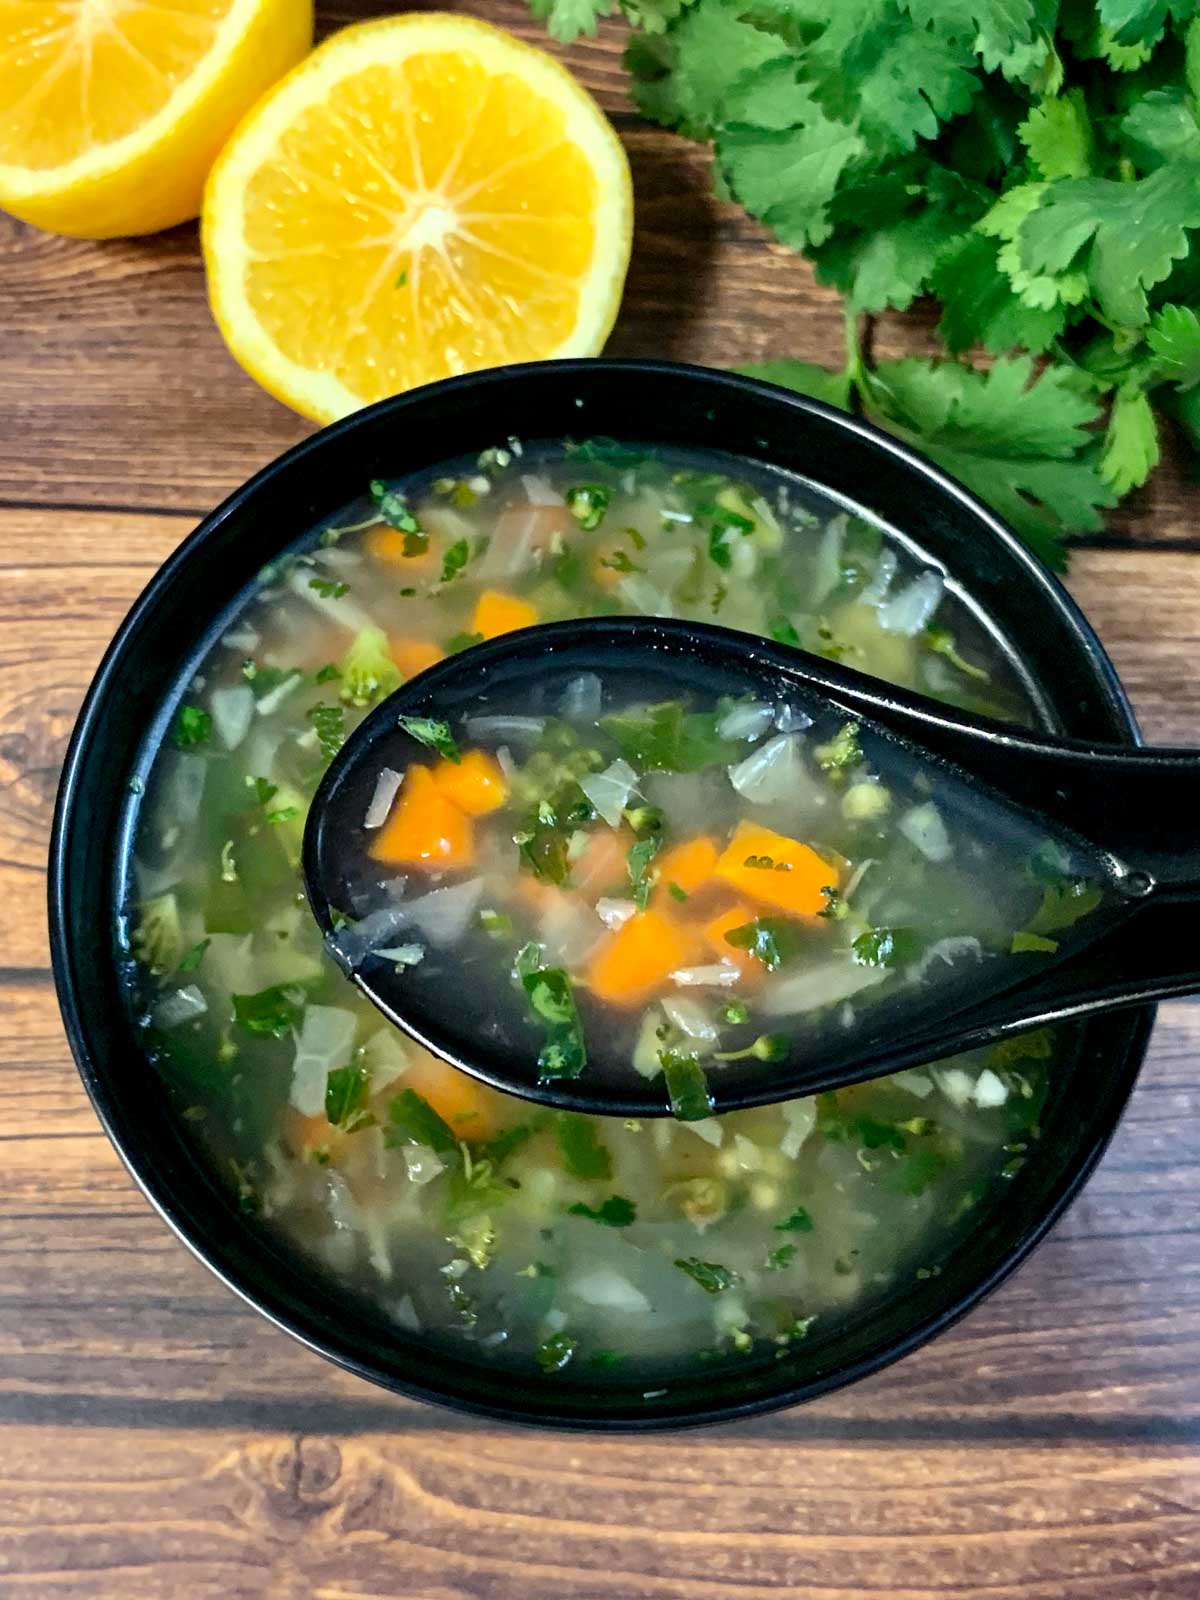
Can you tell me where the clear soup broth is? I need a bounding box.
[124,440,1090,1382]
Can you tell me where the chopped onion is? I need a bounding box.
[899,802,953,863]
[596,896,637,931]
[615,572,674,616]
[717,700,776,741]
[521,473,563,506]
[670,961,741,988]
[728,733,808,805]
[402,1144,446,1185]
[632,1008,666,1078]
[362,1029,409,1090]
[780,1097,817,1158]
[644,770,727,835]
[287,566,374,632]
[364,767,403,829]
[858,546,898,608]
[892,1069,934,1099]
[290,1006,358,1116]
[935,1066,974,1109]
[774,702,812,733]
[464,714,545,744]
[811,514,847,605]
[495,745,517,782]
[578,758,638,827]
[559,672,603,723]
[909,935,983,985]
[684,1118,724,1148]
[373,944,425,968]
[567,1266,651,1313]
[662,996,719,1041]
[393,1294,422,1332]
[210,685,254,750]
[153,985,207,1029]
[477,506,543,581]
[161,753,207,826]
[539,895,603,968]
[222,625,259,652]
[733,1133,763,1171]
[973,1068,1009,1108]
[759,960,887,1017]
[328,906,412,970]
[254,671,303,717]
[878,570,944,635]
[404,878,485,947]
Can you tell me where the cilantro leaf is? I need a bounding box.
[1118,87,1200,170]
[568,1195,638,1226]
[1016,161,1200,328]
[932,234,1067,355]
[1148,304,1200,391]
[600,699,742,772]
[775,1205,814,1232]
[899,0,1038,64]
[627,834,661,910]
[737,359,852,409]
[529,0,613,41]
[1097,0,1176,48]
[1100,384,1160,494]
[862,356,1113,568]
[556,1115,613,1180]
[660,1050,714,1121]
[852,925,922,968]
[398,715,461,762]
[307,702,345,762]
[1018,89,1094,180]
[716,67,864,250]
[627,0,781,139]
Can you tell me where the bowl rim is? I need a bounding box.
[48,357,1153,1429]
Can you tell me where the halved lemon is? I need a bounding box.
[202,14,633,423]
[0,0,313,237]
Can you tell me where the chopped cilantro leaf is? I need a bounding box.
[232,983,306,1038]
[565,483,611,529]
[324,1064,374,1132]
[627,833,661,910]
[766,1243,798,1271]
[516,944,587,1081]
[774,1205,814,1233]
[723,917,803,972]
[568,1195,637,1227]
[398,715,461,762]
[177,937,210,973]
[307,703,345,762]
[601,699,742,772]
[852,926,922,969]
[171,704,211,749]
[440,538,471,583]
[535,1331,579,1372]
[556,1115,613,1180]
[660,1050,714,1121]
[674,1256,736,1294]
[385,1087,458,1154]
[369,479,428,555]
[309,576,349,600]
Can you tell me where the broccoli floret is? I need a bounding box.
[814,721,863,779]
[131,892,184,974]
[338,626,402,708]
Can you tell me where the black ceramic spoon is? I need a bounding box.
[303,617,1200,1119]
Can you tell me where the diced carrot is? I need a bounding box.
[472,589,540,640]
[402,1052,501,1141]
[569,824,633,895]
[587,908,700,1008]
[367,525,439,574]
[432,749,509,815]
[714,820,836,918]
[702,901,764,981]
[284,1108,348,1164]
[390,637,445,679]
[371,764,474,870]
[655,836,719,897]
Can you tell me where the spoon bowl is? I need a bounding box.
[303,615,1196,1117]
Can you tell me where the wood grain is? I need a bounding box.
[4,3,1200,1589]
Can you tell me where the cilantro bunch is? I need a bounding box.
[531,0,1200,566]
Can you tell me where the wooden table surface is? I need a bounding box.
[5,4,1200,1595]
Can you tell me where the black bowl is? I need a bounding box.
[49,359,1151,1429]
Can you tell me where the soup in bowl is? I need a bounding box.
[50,361,1150,1426]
